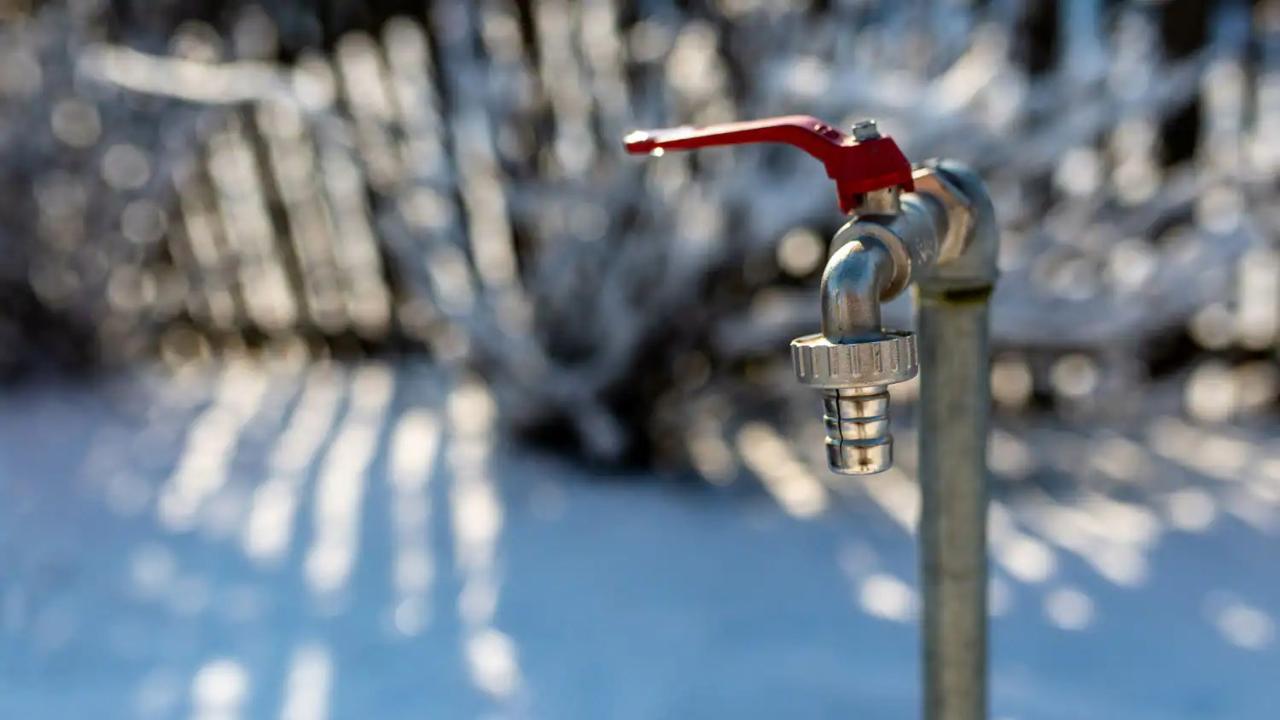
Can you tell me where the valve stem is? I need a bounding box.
[851,119,880,141]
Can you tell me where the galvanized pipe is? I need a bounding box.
[914,161,998,720]
[916,288,991,720]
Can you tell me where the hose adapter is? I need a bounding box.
[792,330,918,474]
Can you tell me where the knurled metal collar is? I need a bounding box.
[791,331,918,389]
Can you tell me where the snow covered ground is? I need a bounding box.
[1,360,1277,719]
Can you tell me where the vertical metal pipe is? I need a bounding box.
[916,286,991,720]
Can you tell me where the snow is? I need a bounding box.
[1,361,1277,719]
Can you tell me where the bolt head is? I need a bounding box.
[851,119,880,141]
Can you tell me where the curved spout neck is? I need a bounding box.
[820,237,893,343]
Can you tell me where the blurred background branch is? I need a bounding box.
[3,2,1280,717]
[0,0,1276,467]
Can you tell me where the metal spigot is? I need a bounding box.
[625,115,999,720]
[793,119,921,474]
[623,115,928,474]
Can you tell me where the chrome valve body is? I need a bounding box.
[787,131,964,475]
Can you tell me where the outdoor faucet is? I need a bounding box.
[624,116,995,473]
[625,115,999,720]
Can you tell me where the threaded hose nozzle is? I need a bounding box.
[823,386,892,474]
[792,331,915,475]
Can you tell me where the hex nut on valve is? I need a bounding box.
[791,331,918,475]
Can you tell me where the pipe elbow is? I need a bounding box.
[916,160,999,292]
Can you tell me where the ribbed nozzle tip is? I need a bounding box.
[823,386,892,475]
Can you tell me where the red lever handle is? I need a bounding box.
[623,115,914,214]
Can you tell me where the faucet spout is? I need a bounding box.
[795,232,915,475]
[819,237,893,343]
[793,178,946,475]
